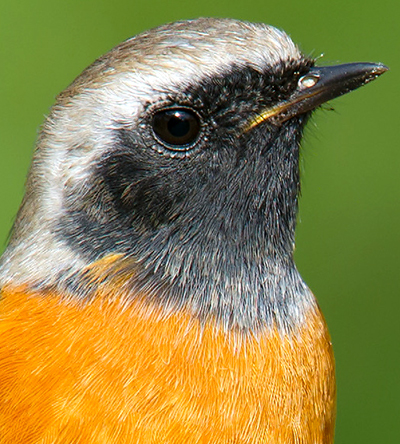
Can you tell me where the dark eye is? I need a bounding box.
[152,108,201,150]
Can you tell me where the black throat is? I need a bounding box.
[57,62,317,332]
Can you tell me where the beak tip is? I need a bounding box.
[372,63,389,75]
[362,62,389,86]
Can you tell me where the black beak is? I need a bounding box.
[247,62,388,129]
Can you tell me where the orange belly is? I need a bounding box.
[0,284,335,443]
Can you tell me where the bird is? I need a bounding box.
[0,17,386,444]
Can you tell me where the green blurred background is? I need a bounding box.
[1,0,398,442]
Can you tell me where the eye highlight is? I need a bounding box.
[152,108,201,150]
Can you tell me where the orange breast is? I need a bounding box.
[0,284,335,443]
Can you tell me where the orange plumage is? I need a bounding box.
[0,17,386,444]
[0,257,335,443]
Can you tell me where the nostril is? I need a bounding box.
[298,74,320,89]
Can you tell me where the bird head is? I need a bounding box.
[0,18,386,331]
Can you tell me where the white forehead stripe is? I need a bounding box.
[63,18,301,99]
[137,19,299,70]
[64,19,302,128]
